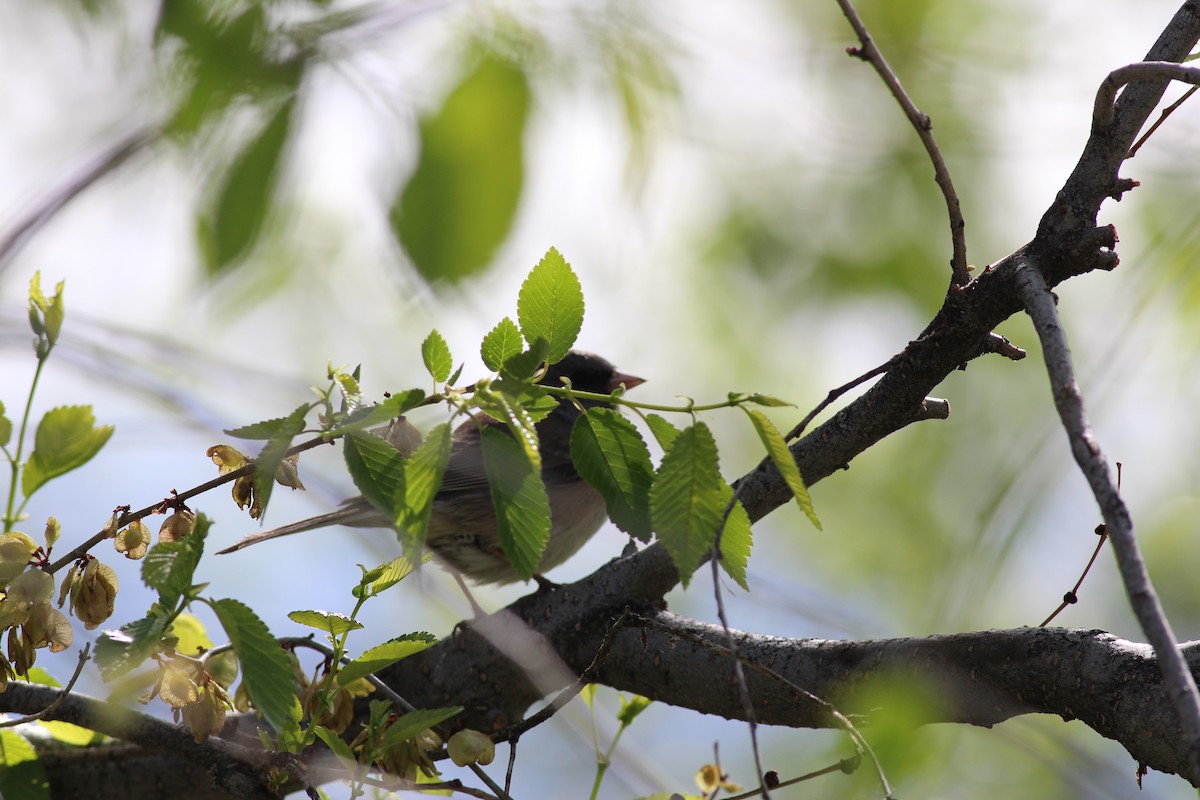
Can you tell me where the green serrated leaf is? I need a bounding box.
[21,406,113,499]
[337,633,437,685]
[475,388,541,467]
[396,423,451,555]
[381,707,463,749]
[644,414,680,451]
[0,401,11,448]
[94,615,170,679]
[225,404,312,440]
[343,430,406,521]
[199,95,296,274]
[287,610,364,637]
[170,612,215,656]
[142,514,210,608]
[617,694,651,727]
[716,484,752,591]
[392,53,530,283]
[38,720,101,748]
[421,330,453,383]
[355,554,426,599]
[212,597,301,732]
[516,247,584,363]
[570,408,653,541]
[746,393,794,408]
[481,317,524,372]
[649,423,725,587]
[743,409,820,530]
[499,339,550,381]
[251,406,308,523]
[326,389,427,437]
[311,725,358,770]
[481,426,550,581]
[0,729,49,799]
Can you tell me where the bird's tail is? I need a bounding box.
[216,499,387,554]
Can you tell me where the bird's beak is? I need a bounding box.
[609,371,645,392]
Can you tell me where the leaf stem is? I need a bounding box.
[4,352,48,532]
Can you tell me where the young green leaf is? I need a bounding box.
[224,404,312,440]
[142,514,210,609]
[0,401,10,449]
[343,430,407,520]
[716,484,752,591]
[421,329,453,383]
[474,388,541,466]
[94,614,170,679]
[381,707,464,749]
[499,338,550,381]
[354,554,426,599]
[570,408,653,541]
[325,389,427,437]
[287,610,364,637]
[198,95,296,274]
[743,409,821,530]
[617,694,652,727]
[481,317,524,371]
[396,423,452,555]
[649,423,725,587]
[28,271,64,349]
[644,414,681,451]
[21,406,113,499]
[211,597,301,733]
[249,404,308,523]
[481,426,550,580]
[0,729,48,799]
[311,725,358,771]
[337,633,438,685]
[392,54,530,283]
[517,247,584,363]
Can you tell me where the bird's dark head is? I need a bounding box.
[539,351,643,405]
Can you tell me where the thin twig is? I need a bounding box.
[493,608,632,742]
[1038,526,1109,628]
[834,0,969,285]
[1129,84,1198,157]
[1015,256,1200,778]
[0,644,92,729]
[44,433,334,574]
[631,613,894,798]
[784,356,898,442]
[710,490,770,800]
[1093,61,1200,129]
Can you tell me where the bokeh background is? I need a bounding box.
[3,0,1200,797]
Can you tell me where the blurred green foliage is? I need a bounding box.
[393,52,531,284]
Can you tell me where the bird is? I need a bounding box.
[217,351,643,584]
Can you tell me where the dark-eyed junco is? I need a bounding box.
[218,351,643,584]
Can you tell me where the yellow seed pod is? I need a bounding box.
[0,533,38,586]
[159,510,197,543]
[72,560,118,630]
[115,520,151,559]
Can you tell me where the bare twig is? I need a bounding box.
[1093,61,1200,129]
[1129,84,1199,157]
[493,608,632,742]
[1038,525,1109,628]
[1015,256,1200,778]
[834,0,969,286]
[631,613,894,798]
[709,498,771,800]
